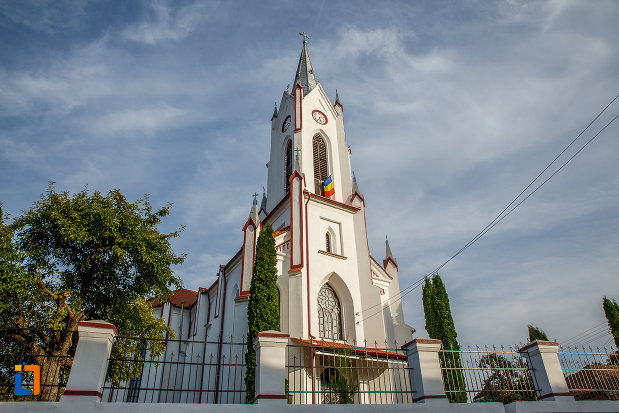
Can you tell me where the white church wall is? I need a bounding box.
[267,92,294,211]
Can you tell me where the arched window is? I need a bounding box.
[285,140,292,194]
[313,135,328,195]
[325,232,332,253]
[318,284,342,340]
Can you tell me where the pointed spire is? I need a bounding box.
[385,235,397,265]
[248,192,260,225]
[352,171,360,194]
[260,187,267,212]
[271,102,278,120]
[293,33,319,94]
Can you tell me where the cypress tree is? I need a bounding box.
[527,325,549,342]
[422,274,466,403]
[245,223,280,403]
[603,297,619,348]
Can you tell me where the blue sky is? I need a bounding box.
[1,0,618,347]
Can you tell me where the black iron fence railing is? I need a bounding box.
[286,339,414,404]
[439,345,541,404]
[558,346,619,401]
[101,335,247,404]
[0,327,76,402]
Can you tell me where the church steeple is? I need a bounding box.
[293,33,318,94]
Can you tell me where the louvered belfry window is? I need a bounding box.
[313,135,328,195]
[285,140,292,193]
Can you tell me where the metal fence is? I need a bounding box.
[0,327,76,402]
[558,346,619,400]
[100,335,247,403]
[286,339,414,404]
[439,345,541,404]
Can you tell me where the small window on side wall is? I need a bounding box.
[325,232,332,253]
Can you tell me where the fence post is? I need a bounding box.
[402,338,448,404]
[61,320,117,401]
[254,331,289,405]
[518,340,574,401]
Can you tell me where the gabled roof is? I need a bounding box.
[291,338,406,360]
[152,288,198,309]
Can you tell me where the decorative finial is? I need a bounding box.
[299,32,310,43]
[262,186,266,194]
[252,192,259,204]
[335,89,340,102]
[294,147,301,160]
[286,84,290,92]
[353,170,356,181]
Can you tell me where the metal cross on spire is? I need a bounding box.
[252,192,259,203]
[299,32,310,43]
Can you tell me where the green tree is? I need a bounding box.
[422,274,467,403]
[603,297,619,348]
[245,223,279,403]
[527,325,549,342]
[473,353,536,404]
[0,184,184,400]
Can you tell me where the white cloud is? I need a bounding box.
[121,0,215,45]
[89,105,184,135]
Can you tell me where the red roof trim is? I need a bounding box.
[78,321,118,335]
[518,340,559,353]
[305,191,360,212]
[291,338,406,360]
[384,256,398,271]
[273,226,290,237]
[63,390,102,398]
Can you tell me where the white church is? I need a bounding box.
[104,36,414,404]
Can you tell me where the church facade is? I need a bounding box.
[105,38,413,404]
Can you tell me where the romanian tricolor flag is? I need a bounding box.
[323,176,335,197]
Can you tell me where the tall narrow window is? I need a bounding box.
[325,232,332,253]
[285,140,292,193]
[318,284,342,340]
[313,135,328,195]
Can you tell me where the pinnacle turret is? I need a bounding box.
[260,188,267,212]
[271,102,278,120]
[352,171,361,195]
[385,235,397,266]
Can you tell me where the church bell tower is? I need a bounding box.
[257,34,412,346]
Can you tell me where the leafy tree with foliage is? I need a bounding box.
[422,274,466,403]
[473,353,536,404]
[0,184,184,400]
[603,297,619,349]
[322,351,358,404]
[527,325,549,342]
[245,223,279,403]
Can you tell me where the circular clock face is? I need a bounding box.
[282,115,291,133]
[312,110,328,125]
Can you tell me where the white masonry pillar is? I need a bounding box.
[518,340,574,401]
[61,320,117,401]
[254,331,289,405]
[403,338,449,404]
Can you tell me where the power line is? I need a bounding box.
[357,93,619,324]
[561,324,610,347]
[560,322,607,346]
